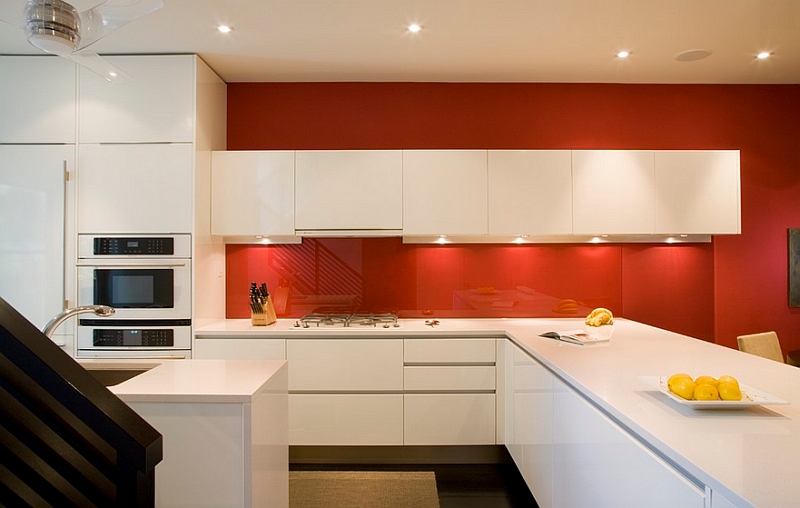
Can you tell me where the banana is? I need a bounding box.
[585,307,613,327]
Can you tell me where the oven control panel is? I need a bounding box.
[93,329,174,347]
[93,237,175,256]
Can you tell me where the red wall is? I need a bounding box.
[227,83,800,349]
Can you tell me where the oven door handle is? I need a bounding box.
[76,262,187,268]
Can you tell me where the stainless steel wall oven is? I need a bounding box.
[76,234,191,358]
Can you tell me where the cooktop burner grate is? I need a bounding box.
[294,312,399,328]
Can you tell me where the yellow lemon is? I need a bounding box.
[667,373,692,393]
[694,375,719,388]
[693,384,720,401]
[668,377,696,400]
[718,382,743,401]
[717,375,739,388]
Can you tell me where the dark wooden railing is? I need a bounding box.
[0,297,162,507]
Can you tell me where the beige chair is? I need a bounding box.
[736,331,784,363]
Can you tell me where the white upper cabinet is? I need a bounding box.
[295,150,403,232]
[654,150,740,234]
[572,150,656,235]
[403,150,488,235]
[488,150,573,235]
[0,56,76,144]
[78,55,195,143]
[78,144,194,234]
[211,151,295,236]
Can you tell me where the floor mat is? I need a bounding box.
[289,470,440,508]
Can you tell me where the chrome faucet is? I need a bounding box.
[43,305,115,338]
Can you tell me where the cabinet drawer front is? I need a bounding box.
[404,366,496,391]
[287,339,403,391]
[404,393,496,445]
[289,394,403,445]
[194,338,285,360]
[404,338,496,364]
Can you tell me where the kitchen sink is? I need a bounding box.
[78,361,157,387]
[86,369,150,387]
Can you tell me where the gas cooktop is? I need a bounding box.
[293,312,400,329]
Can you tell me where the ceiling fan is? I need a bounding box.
[0,0,164,82]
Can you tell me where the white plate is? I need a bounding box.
[639,376,788,409]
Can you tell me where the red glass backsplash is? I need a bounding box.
[226,239,714,339]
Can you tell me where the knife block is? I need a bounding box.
[251,298,277,326]
[251,310,267,326]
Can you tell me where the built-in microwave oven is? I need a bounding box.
[77,235,191,320]
[76,234,192,358]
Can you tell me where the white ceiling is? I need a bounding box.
[1,0,799,84]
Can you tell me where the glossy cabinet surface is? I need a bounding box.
[511,341,554,508]
[0,56,76,144]
[211,151,296,236]
[488,150,573,235]
[120,361,289,508]
[654,150,740,234]
[403,365,495,391]
[286,339,403,391]
[551,375,705,508]
[289,394,403,445]
[295,150,403,231]
[193,337,286,360]
[403,337,496,445]
[77,143,194,234]
[286,338,403,445]
[0,145,71,337]
[572,150,656,234]
[402,150,489,235]
[404,338,496,363]
[404,393,496,445]
[78,55,195,143]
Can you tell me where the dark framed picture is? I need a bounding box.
[790,228,800,307]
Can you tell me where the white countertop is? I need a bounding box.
[107,359,288,404]
[197,317,800,508]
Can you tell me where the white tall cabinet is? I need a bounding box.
[0,146,72,345]
[78,55,195,144]
[1,54,227,355]
[0,56,77,352]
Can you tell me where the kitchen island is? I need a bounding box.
[196,318,800,508]
[108,359,288,508]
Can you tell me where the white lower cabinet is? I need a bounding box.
[404,393,495,445]
[551,375,705,508]
[193,338,285,360]
[512,342,554,508]
[287,339,403,391]
[403,337,496,445]
[289,394,403,445]
[707,489,739,508]
[286,339,403,445]
[504,340,704,508]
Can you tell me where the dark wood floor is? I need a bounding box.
[290,463,539,508]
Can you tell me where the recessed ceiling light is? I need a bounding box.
[218,25,233,33]
[756,51,771,60]
[407,23,422,33]
[616,51,630,59]
[675,49,712,62]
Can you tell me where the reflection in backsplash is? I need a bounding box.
[225,238,713,337]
